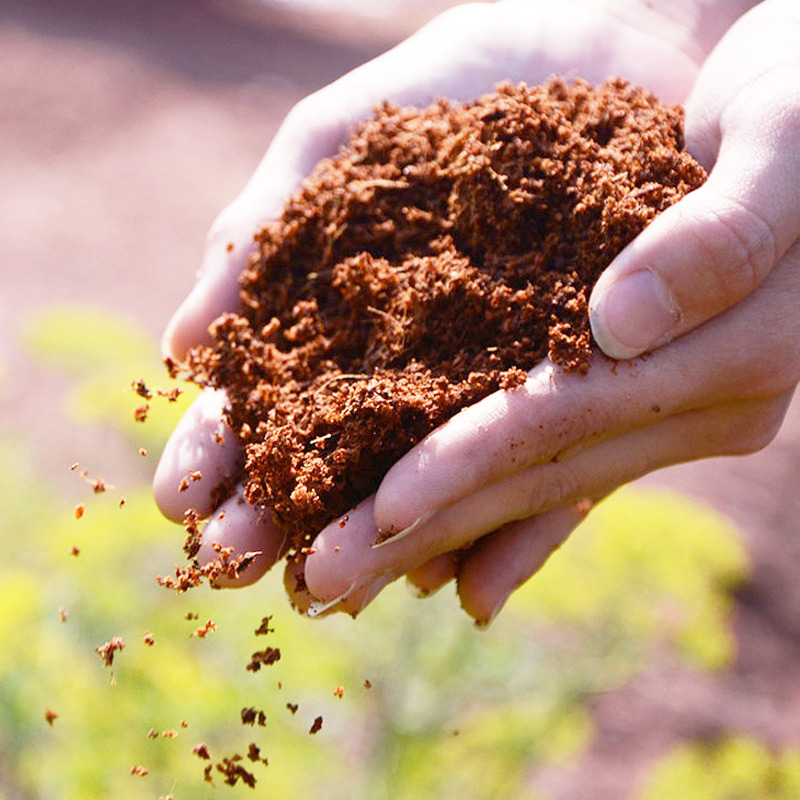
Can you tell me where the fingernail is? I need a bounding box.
[306,581,358,618]
[473,594,509,630]
[372,510,434,549]
[406,579,430,599]
[589,269,679,360]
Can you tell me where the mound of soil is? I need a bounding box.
[175,77,706,549]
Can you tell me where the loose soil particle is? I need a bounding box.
[176,77,706,551]
[96,636,125,668]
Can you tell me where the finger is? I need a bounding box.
[406,552,459,598]
[198,490,285,588]
[371,352,697,539]
[457,503,591,626]
[375,237,800,539]
[589,7,800,359]
[284,553,394,619]
[306,394,789,602]
[153,389,241,521]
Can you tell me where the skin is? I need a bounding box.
[154,0,800,623]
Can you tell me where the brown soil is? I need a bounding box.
[176,77,706,549]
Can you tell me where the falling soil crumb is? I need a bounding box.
[139,448,148,457]
[178,477,190,493]
[190,619,216,638]
[59,607,68,623]
[74,504,84,520]
[364,679,372,689]
[134,404,149,422]
[147,728,159,739]
[45,708,59,726]
[89,476,107,493]
[254,615,274,636]
[157,543,259,593]
[246,646,281,672]
[226,242,235,252]
[309,716,323,735]
[143,631,156,646]
[132,379,182,403]
[186,611,200,620]
[181,720,189,728]
[159,386,183,402]
[69,462,79,471]
[286,702,298,715]
[130,765,149,777]
[193,743,211,760]
[182,509,203,558]
[216,755,257,789]
[171,77,705,551]
[241,706,267,727]
[162,729,179,738]
[247,742,267,764]
[70,546,80,557]
[96,636,125,667]
[119,496,126,508]
[132,379,153,399]
[333,686,344,699]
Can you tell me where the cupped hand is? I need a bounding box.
[301,0,800,622]
[154,0,799,621]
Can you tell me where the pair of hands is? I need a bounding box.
[154,0,800,624]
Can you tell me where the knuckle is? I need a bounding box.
[718,401,788,456]
[752,346,800,398]
[531,467,579,514]
[692,198,778,302]
[282,93,321,133]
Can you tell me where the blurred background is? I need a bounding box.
[3,0,800,797]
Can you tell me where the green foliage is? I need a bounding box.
[23,304,196,449]
[0,304,755,799]
[639,737,800,800]
[510,487,748,672]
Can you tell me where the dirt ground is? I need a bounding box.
[2,1,800,796]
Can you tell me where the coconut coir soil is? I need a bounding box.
[176,78,706,550]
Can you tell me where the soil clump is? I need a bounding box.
[175,77,706,549]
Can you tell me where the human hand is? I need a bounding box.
[299,0,800,622]
[154,1,798,620]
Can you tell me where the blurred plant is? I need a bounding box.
[0,304,755,799]
[638,737,800,800]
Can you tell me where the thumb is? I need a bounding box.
[589,41,800,360]
[589,127,800,359]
